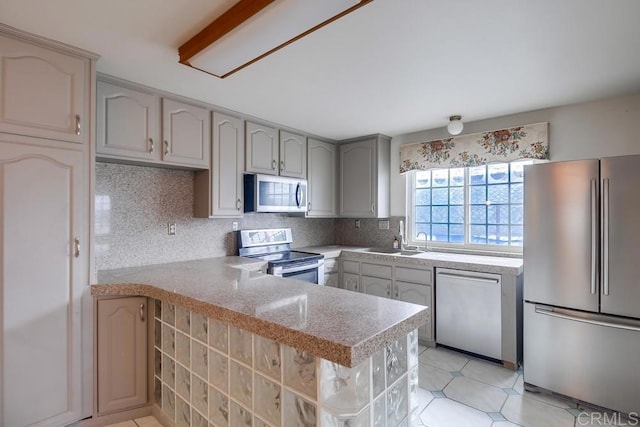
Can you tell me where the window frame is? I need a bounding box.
[406,160,534,256]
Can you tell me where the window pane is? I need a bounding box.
[469,166,486,185]
[450,168,465,186]
[470,205,486,224]
[510,205,523,225]
[432,206,448,223]
[432,169,448,187]
[510,162,525,183]
[432,224,448,241]
[416,188,431,205]
[416,206,431,222]
[432,188,449,205]
[470,225,487,244]
[449,224,464,243]
[449,206,464,223]
[416,171,431,188]
[488,163,509,184]
[488,184,509,204]
[470,186,486,204]
[415,224,430,240]
[510,183,523,203]
[450,187,464,205]
[510,226,523,246]
[488,205,510,224]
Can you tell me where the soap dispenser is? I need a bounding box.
[392,236,399,249]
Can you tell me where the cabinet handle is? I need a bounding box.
[164,140,169,156]
[370,202,375,213]
[140,303,145,322]
[271,159,277,170]
[74,237,80,258]
[75,115,81,136]
[386,287,391,297]
[307,202,312,212]
[394,286,399,298]
[280,160,285,172]
[149,138,154,153]
[236,199,242,211]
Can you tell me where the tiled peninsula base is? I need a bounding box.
[153,300,420,427]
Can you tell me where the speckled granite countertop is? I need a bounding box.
[297,245,523,275]
[93,256,428,367]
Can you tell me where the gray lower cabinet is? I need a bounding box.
[323,257,339,287]
[97,297,148,415]
[395,281,433,343]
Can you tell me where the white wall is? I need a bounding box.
[390,91,640,216]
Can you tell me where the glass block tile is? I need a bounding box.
[162,301,175,326]
[255,335,281,381]
[162,383,175,422]
[283,346,317,399]
[191,408,208,427]
[162,354,175,388]
[175,395,190,427]
[209,386,229,427]
[321,407,370,427]
[229,325,253,366]
[373,394,386,427]
[320,358,370,413]
[209,348,228,393]
[154,319,161,349]
[154,376,162,406]
[386,338,407,387]
[253,416,270,427]
[191,373,208,418]
[155,348,162,378]
[192,339,208,381]
[407,329,418,368]
[409,366,419,412]
[154,298,162,320]
[230,360,253,408]
[387,375,408,427]
[176,363,191,401]
[209,318,229,354]
[254,373,281,426]
[283,390,316,427]
[176,331,190,368]
[162,323,175,357]
[191,311,208,343]
[372,348,385,398]
[230,400,253,427]
[175,306,190,334]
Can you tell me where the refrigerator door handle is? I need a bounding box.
[535,306,640,332]
[590,179,598,295]
[602,178,610,296]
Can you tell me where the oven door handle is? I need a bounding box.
[272,261,322,275]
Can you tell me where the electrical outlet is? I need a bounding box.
[378,219,389,230]
[232,221,239,231]
[168,223,176,235]
[355,219,361,229]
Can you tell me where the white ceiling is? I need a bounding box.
[2,0,640,140]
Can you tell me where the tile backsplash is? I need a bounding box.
[334,217,405,249]
[95,163,335,270]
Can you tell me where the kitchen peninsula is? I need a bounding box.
[94,256,428,426]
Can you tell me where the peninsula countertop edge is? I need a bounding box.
[93,256,429,367]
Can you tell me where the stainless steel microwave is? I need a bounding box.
[243,174,307,213]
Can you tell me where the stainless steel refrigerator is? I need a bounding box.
[523,156,640,414]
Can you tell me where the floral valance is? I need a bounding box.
[399,122,549,173]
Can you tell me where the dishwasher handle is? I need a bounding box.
[437,272,499,284]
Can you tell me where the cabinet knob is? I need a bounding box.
[236,199,242,211]
[74,237,80,258]
[307,202,312,212]
[75,114,81,136]
[271,159,277,170]
[164,140,170,156]
[149,138,154,153]
[139,303,145,322]
[370,202,375,213]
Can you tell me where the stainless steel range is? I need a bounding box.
[237,228,324,284]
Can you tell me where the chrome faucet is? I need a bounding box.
[416,231,429,251]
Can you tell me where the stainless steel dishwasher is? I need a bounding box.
[436,268,502,360]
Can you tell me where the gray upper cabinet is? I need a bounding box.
[194,112,244,218]
[0,32,90,144]
[307,138,337,217]
[96,80,159,161]
[97,78,210,169]
[245,121,307,178]
[245,121,279,175]
[161,98,210,168]
[339,135,390,218]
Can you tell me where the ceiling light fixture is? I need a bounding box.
[447,115,464,135]
[178,0,372,79]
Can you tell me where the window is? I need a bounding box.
[408,160,532,253]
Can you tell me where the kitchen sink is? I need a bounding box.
[362,248,423,256]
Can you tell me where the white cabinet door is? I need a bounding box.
[97,297,148,414]
[212,112,244,217]
[363,276,392,298]
[342,272,360,292]
[307,138,337,217]
[0,34,87,143]
[340,138,376,217]
[245,121,278,175]
[161,98,210,168]
[97,81,159,161]
[0,138,85,426]
[279,130,306,178]
[396,281,433,342]
[325,272,339,288]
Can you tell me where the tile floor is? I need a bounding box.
[107,346,630,427]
